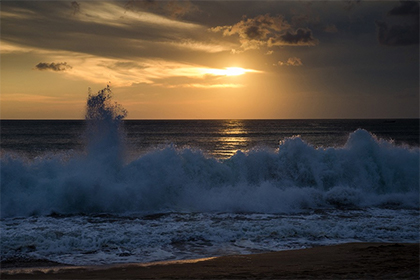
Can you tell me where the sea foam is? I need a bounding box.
[1,88,419,218]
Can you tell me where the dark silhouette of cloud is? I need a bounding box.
[211,14,290,39]
[376,20,419,46]
[376,1,419,46]
[276,28,318,46]
[388,1,419,16]
[210,14,317,51]
[35,62,72,71]
[71,1,80,15]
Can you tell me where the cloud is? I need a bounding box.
[143,72,247,89]
[35,62,73,71]
[277,57,303,67]
[273,28,318,46]
[0,42,35,54]
[155,82,244,89]
[376,1,419,46]
[167,39,233,53]
[343,0,361,11]
[165,0,198,18]
[376,20,419,46]
[387,1,419,16]
[1,1,218,63]
[71,1,80,15]
[30,49,260,88]
[210,14,318,52]
[124,0,198,19]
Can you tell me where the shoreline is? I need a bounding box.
[2,242,419,279]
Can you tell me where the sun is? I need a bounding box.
[224,67,247,76]
[202,67,260,77]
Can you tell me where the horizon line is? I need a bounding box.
[1,118,419,121]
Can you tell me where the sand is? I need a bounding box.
[1,242,419,279]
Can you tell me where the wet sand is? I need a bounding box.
[1,242,419,279]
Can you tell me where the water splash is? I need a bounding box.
[85,85,127,122]
[0,88,419,217]
[84,85,127,164]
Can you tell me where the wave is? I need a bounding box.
[1,88,419,217]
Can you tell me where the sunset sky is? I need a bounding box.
[1,0,419,119]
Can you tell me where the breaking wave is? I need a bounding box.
[1,88,419,218]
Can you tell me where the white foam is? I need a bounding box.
[1,209,418,265]
[1,128,419,217]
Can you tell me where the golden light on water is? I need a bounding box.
[213,120,249,159]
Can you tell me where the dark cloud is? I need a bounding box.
[388,1,419,16]
[124,0,198,19]
[1,1,213,62]
[343,0,361,11]
[212,14,290,39]
[71,1,80,15]
[277,28,318,46]
[35,62,72,71]
[166,1,198,18]
[245,25,265,40]
[210,14,317,51]
[376,1,419,46]
[376,21,419,46]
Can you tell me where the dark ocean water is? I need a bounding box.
[1,119,419,159]
[1,118,419,265]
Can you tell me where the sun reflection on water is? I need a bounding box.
[214,120,249,159]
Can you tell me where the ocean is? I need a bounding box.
[1,92,419,266]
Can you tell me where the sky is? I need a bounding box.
[1,0,419,119]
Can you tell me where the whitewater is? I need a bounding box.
[1,87,419,265]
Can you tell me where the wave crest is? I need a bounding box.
[1,89,418,217]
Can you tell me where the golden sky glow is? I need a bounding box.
[202,67,260,77]
[0,1,418,119]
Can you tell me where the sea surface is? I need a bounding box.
[1,109,419,265]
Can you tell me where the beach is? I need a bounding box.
[2,242,419,279]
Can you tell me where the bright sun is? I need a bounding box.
[224,67,247,76]
[202,67,259,77]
